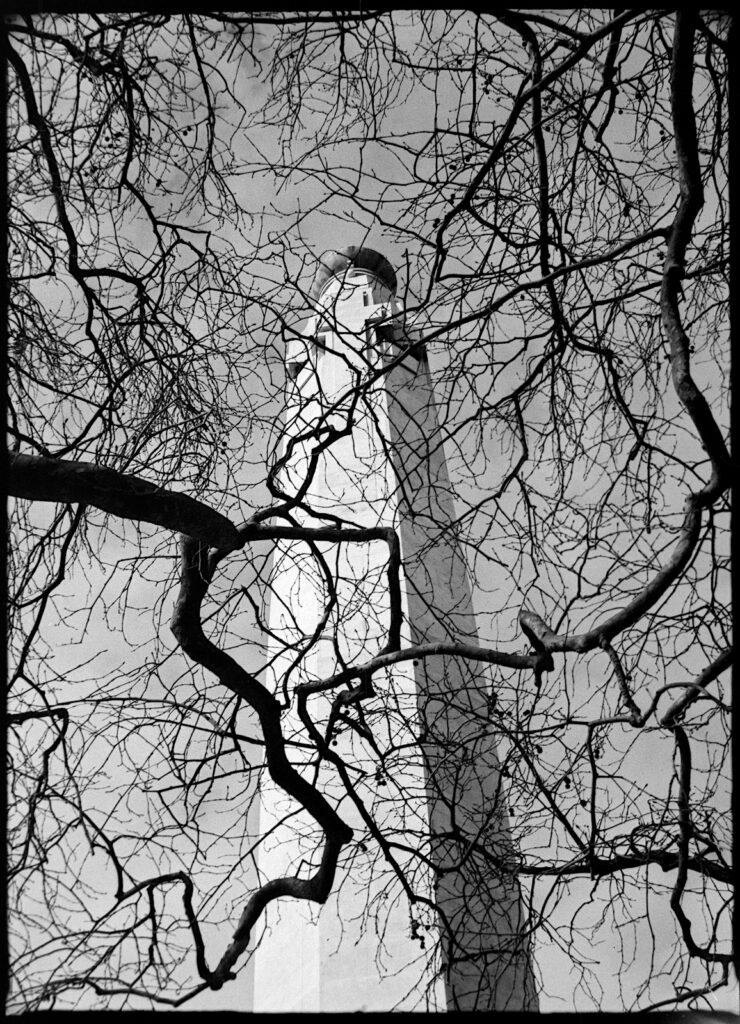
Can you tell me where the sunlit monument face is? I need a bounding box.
[252,247,537,1012]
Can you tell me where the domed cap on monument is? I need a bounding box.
[310,246,397,301]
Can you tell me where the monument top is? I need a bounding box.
[310,246,397,301]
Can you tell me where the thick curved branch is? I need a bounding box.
[296,639,546,697]
[8,452,242,551]
[210,835,346,987]
[660,10,732,501]
[517,11,731,657]
[517,849,732,885]
[170,537,352,988]
[113,872,212,985]
[519,494,703,653]
[660,648,732,726]
[670,726,732,965]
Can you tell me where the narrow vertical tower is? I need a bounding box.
[252,248,537,1011]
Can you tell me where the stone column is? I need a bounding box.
[252,248,537,1011]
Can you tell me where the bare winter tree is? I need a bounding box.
[6,9,732,1012]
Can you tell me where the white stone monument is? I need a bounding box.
[251,248,537,1012]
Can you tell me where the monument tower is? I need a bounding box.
[251,247,537,1011]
